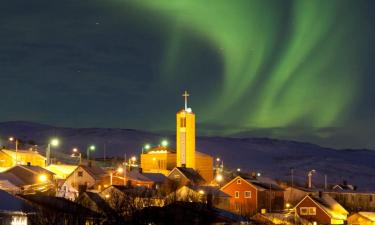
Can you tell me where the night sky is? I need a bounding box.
[1,0,375,149]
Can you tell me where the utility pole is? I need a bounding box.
[124,153,127,186]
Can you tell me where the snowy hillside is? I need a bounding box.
[0,121,374,190]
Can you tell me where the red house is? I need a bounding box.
[294,194,348,225]
[220,176,284,216]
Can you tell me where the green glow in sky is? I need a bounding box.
[129,0,359,133]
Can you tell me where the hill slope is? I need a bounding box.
[0,121,374,190]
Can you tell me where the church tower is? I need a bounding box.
[176,91,196,169]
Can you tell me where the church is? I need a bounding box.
[141,91,214,183]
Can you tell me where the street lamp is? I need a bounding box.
[215,174,223,184]
[38,174,47,183]
[46,138,59,166]
[9,137,19,165]
[71,148,82,164]
[87,145,96,161]
[161,140,168,147]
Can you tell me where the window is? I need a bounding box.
[244,191,251,198]
[300,207,316,215]
[174,174,180,179]
[309,207,316,215]
[237,179,241,184]
[180,118,186,128]
[77,171,83,177]
[300,207,308,215]
[235,191,240,198]
[370,195,373,202]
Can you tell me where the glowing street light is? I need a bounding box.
[131,156,136,162]
[285,203,291,209]
[46,138,59,166]
[144,144,151,150]
[215,174,223,183]
[87,145,96,161]
[71,148,82,164]
[117,167,124,173]
[237,168,241,172]
[8,137,19,165]
[161,140,168,147]
[38,174,47,183]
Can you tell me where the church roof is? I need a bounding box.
[128,171,167,183]
[145,146,176,154]
[174,167,205,184]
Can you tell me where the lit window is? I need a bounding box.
[244,191,251,198]
[300,207,308,215]
[309,207,316,215]
[180,118,186,128]
[237,179,241,184]
[235,191,240,198]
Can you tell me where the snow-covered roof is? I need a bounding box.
[358,212,375,222]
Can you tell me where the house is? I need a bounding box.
[75,191,116,217]
[0,172,26,193]
[45,164,77,179]
[332,181,356,192]
[127,170,167,189]
[0,148,46,168]
[327,191,375,212]
[220,176,284,216]
[294,193,348,225]
[2,165,55,194]
[167,167,205,186]
[0,190,32,225]
[100,185,165,210]
[168,185,230,210]
[62,163,107,194]
[347,212,375,225]
[284,186,318,206]
[22,194,100,225]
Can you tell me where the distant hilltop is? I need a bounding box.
[1,121,375,190]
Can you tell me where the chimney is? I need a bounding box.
[138,167,143,173]
[319,191,323,198]
[181,163,186,168]
[27,162,31,166]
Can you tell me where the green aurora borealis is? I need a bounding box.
[1,0,374,148]
[128,0,362,130]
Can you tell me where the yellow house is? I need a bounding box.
[0,149,46,168]
[348,212,375,225]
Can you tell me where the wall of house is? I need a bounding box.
[66,167,96,190]
[328,192,375,211]
[257,190,284,212]
[221,178,258,216]
[0,151,13,167]
[296,197,331,225]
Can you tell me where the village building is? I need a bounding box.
[59,163,107,200]
[347,211,375,225]
[332,181,356,192]
[76,191,116,217]
[284,186,317,206]
[327,190,375,212]
[167,167,205,186]
[0,148,46,169]
[220,176,284,216]
[0,190,31,225]
[170,185,230,210]
[294,193,348,225]
[45,164,77,179]
[1,165,55,194]
[100,185,165,209]
[141,91,214,183]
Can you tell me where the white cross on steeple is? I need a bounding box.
[182,90,190,110]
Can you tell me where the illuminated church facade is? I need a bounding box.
[141,91,213,183]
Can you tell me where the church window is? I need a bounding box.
[235,191,240,198]
[180,118,186,128]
